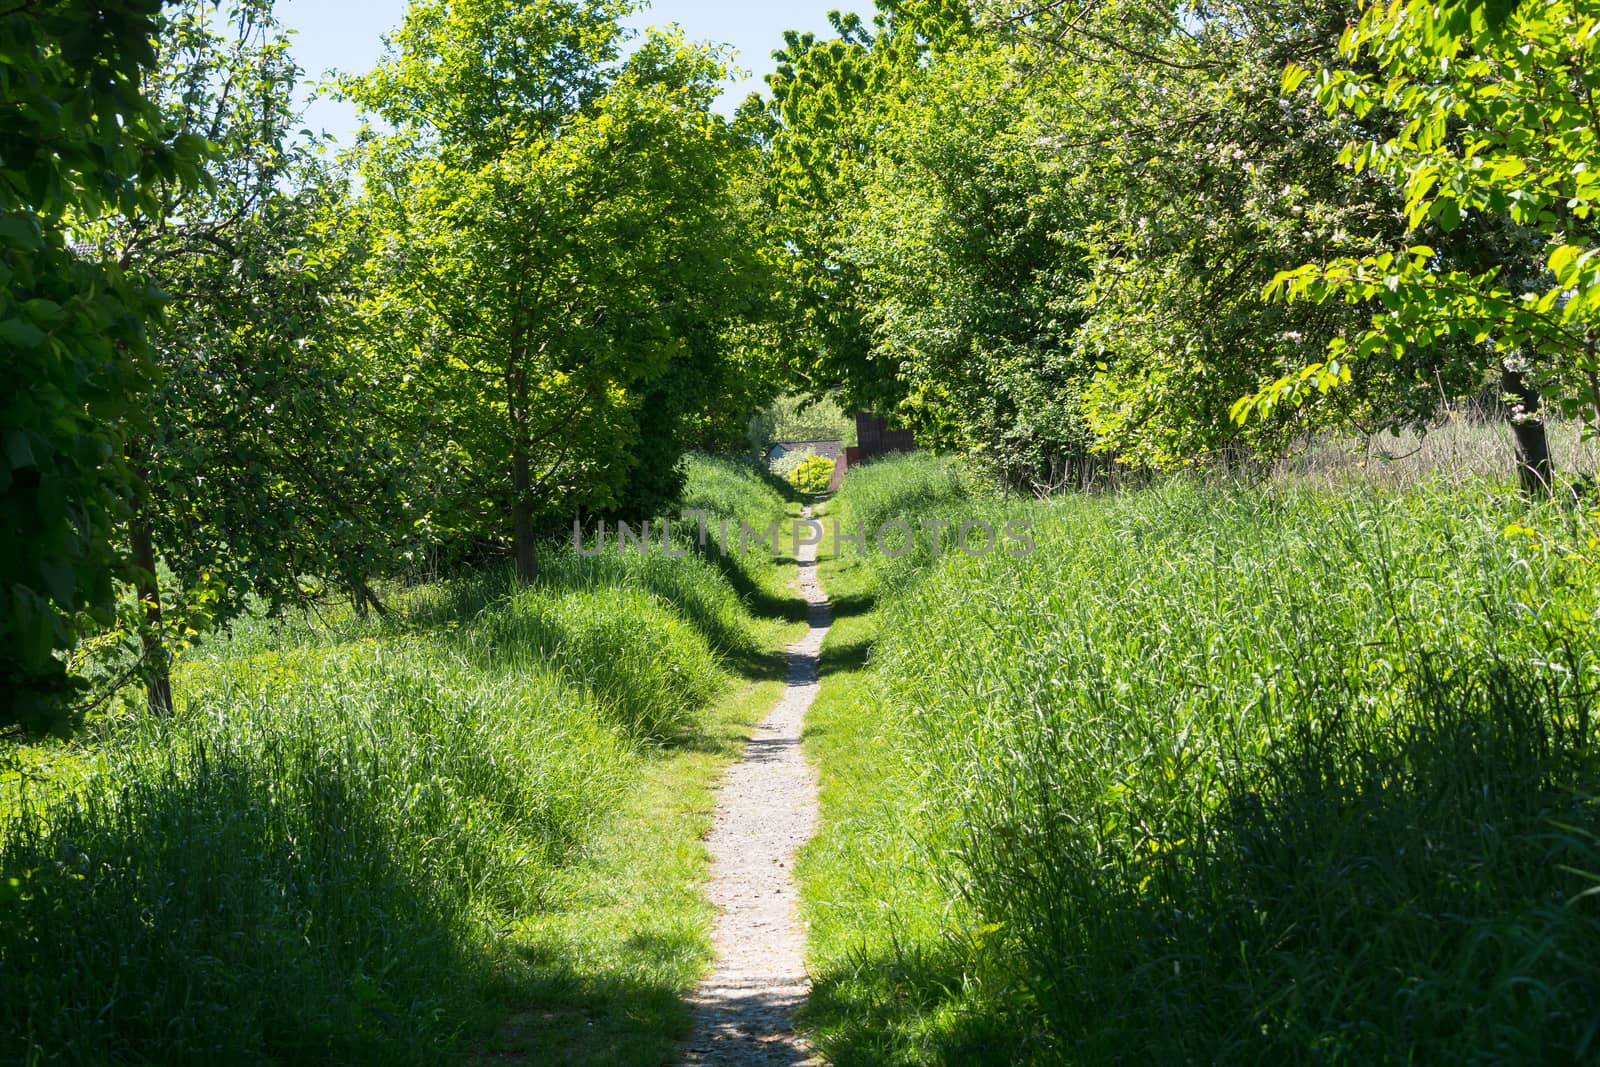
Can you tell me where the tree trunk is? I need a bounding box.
[511,441,537,585]
[1501,364,1554,498]
[129,505,174,717]
[351,580,389,620]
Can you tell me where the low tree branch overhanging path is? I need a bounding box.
[686,511,830,1066]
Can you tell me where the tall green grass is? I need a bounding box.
[0,455,791,1065]
[680,452,801,537]
[815,453,974,592]
[802,455,1600,1064]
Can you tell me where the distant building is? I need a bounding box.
[765,439,843,469]
[830,413,917,492]
[850,412,915,460]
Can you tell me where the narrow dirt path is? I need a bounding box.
[684,510,829,1066]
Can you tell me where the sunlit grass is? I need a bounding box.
[0,455,804,1066]
[800,454,1600,1064]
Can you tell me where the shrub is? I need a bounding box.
[790,453,836,494]
[771,448,813,479]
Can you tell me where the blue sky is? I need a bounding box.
[274,0,877,146]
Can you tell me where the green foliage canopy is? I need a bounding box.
[348,0,769,579]
[1,1,207,735]
[75,1,428,714]
[1247,0,1600,434]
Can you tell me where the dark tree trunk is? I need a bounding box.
[511,442,536,585]
[507,353,538,585]
[129,505,174,718]
[1501,364,1554,498]
[351,581,389,620]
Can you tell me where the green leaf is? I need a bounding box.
[5,431,39,473]
[0,318,47,349]
[1549,243,1581,283]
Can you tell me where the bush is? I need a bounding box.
[771,448,814,479]
[790,453,836,494]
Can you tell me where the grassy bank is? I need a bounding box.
[0,457,804,1066]
[799,454,1600,1064]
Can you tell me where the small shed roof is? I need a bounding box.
[767,439,843,460]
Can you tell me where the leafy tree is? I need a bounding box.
[757,2,1131,487]
[87,1,422,714]
[752,8,922,415]
[757,5,1105,485]
[1248,0,1600,494]
[829,40,1099,490]
[603,122,785,521]
[757,0,1456,482]
[989,0,1470,469]
[348,1,762,581]
[1,1,207,736]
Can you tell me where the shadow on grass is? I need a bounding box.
[819,630,875,678]
[404,541,805,662]
[0,729,739,1067]
[797,933,1030,1067]
[0,743,476,1065]
[754,464,810,507]
[826,589,877,620]
[402,548,803,718]
[694,541,810,625]
[469,936,698,1067]
[795,566,1600,1066]
[942,658,1600,1064]
[722,645,793,685]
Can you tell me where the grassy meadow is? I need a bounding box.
[0,457,804,1066]
[11,4,1600,1065]
[799,454,1600,1065]
[10,443,1600,1066]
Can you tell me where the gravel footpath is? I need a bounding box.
[684,511,829,1066]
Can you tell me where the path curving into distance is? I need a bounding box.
[685,509,829,1066]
